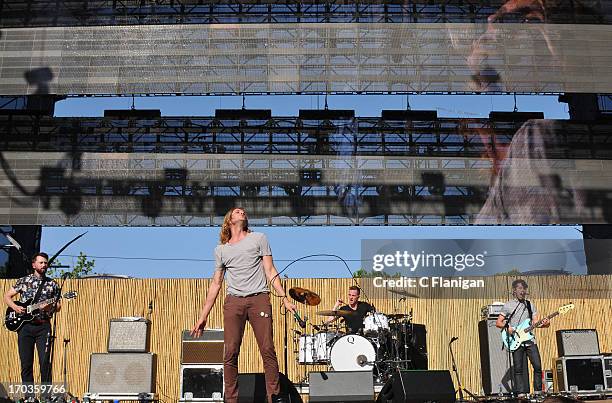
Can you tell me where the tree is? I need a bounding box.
[498,268,522,276]
[352,268,402,278]
[47,252,95,279]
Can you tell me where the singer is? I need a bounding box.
[3,253,61,386]
[191,208,296,403]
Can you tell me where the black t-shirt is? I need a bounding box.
[13,274,60,320]
[339,301,373,334]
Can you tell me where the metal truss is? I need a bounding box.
[1,115,612,226]
[599,94,612,114]
[2,115,612,159]
[0,151,611,226]
[0,0,609,28]
[2,23,612,96]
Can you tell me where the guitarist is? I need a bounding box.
[496,279,549,396]
[3,252,61,385]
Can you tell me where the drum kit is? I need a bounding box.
[288,287,424,382]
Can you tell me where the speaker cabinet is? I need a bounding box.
[378,370,456,403]
[478,319,521,395]
[555,356,606,393]
[108,318,150,352]
[556,329,600,356]
[88,353,156,394]
[182,329,224,364]
[309,371,374,402]
[237,372,302,403]
[180,365,223,401]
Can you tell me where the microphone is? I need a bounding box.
[450,336,459,343]
[5,234,22,250]
[293,311,307,329]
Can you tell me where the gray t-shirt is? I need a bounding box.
[214,232,272,297]
[501,299,538,342]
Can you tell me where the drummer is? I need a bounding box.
[327,286,374,334]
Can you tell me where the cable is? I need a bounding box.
[52,248,586,263]
[52,254,364,262]
[268,253,371,305]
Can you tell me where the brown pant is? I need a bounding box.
[223,293,280,403]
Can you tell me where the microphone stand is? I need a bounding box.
[62,337,74,401]
[503,302,521,396]
[282,276,289,376]
[44,273,69,400]
[449,337,478,402]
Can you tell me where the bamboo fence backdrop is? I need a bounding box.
[1,276,610,401]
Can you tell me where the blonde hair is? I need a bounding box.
[219,207,250,244]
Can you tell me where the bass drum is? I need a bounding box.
[330,335,375,371]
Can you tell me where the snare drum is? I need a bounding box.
[330,334,376,371]
[363,312,389,336]
[298,332,335,364]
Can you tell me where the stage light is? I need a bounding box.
[299,109,355,120]
[282,185,302,197]
[381,110,438,120]
[489,111,544,121]
[141,184,164,218]
[421,172,446,196]
[215,109,271,120]
[241,185,260,197]
[59,185,82,216]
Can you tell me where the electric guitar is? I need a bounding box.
[501,303,574,351]
[4,291,78,332]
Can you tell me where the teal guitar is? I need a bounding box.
[501,303,574,351]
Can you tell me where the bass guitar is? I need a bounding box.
[501,303,574,351]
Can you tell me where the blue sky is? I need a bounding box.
[41,225,583,278]
[55,94,569,119]
[43,93,577,278]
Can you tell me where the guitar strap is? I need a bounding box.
[32,275,47,304]
[526,300,533,321]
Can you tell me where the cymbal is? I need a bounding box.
[387,289,420,299]
[316,310,357,317]
[387,313,412,320]
[289,287,321,306]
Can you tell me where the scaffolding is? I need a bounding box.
[0,0,609,27]
[1,23,611,96]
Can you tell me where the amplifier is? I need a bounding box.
[88,353,156,394]
[182,329,224,364]
[556,329,600,356]
[481,303,505,319]
[604,356,612,390]
[555,355,606,393]
[180,364,223,401]
[108,317,151,353]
